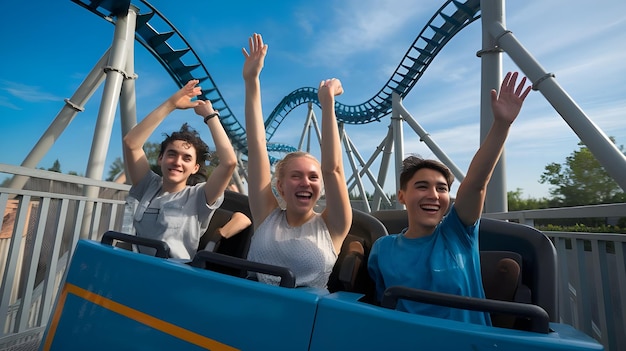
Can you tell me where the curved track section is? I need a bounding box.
[264,0,480,140]
[72,0,249,152]
[73,0,480,150]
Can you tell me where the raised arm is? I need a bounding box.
[217,212,252,239]
[242,33,277,227]
[123,80,205,185]
[318,78,352,253]
[454,72,531,225]
[194,101,237,206]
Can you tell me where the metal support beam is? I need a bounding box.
[341,125,370,212]
[81,5,138,238]
[489,20,626,193]
[480,0,507,212]
[393,92,465,183]
[7,50,109,192]
[391,93,405,209]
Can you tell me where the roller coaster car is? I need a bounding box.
[39,196,603,351]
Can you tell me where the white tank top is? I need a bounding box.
[247,208,337,289]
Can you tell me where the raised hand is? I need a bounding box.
[242,33,268,81]
[318,78,343,107]
[194,98,217,118]
[490,72,532,125]
[169,80,205,110]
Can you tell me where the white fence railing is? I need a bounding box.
[482,205,626,351]
[0,164,130,348]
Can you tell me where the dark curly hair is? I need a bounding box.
[399,155,454,190]
[159,123,209,166]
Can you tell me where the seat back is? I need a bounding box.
[370,209,558,323]
[479,217,557,322]
[480,250,533,302]
[198,190,253,258]
[370,209,409,235]
[327,209,388,302]
[480,250,530,328]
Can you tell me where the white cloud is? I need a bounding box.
[0,80,61,103]
[302,1,436,65]
[0,96,20,110]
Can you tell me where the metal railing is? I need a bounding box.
[0,164,130,347]
[482,204,626,351]
[0,163,624,350]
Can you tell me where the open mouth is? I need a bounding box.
[296,191,313,200]
[420,204,440,213]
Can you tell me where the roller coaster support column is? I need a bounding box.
[341,124,371,212]
[391,93,405,209]
[299,103,321,152]
[479,0,507,213]
[368,127,395,211]
[119,17,139,176]
[6,51,109,192]
[392,92,465,185]
[488,21,626,193]
[344,133,392,211]
[81,5,139,238]
[232,152,247,194]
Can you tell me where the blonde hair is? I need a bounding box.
[272,152,324,208]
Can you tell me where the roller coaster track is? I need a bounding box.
[72,0,480,153]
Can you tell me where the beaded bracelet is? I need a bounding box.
[203,112,219,124]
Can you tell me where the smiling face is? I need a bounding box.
[398,167,451,238]
[276,154,322,216]
[158,139,200,192]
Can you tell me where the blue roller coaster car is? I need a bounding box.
[39,191,603,350]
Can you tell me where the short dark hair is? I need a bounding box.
[399,155,454,190]
[159,123,209,166]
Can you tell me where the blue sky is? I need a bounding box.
[1,0,625,199]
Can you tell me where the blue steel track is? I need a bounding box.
[72,0,481,154]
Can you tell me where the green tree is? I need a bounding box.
[507,188,549,211]
[143,141,161,165]
[539,139,625,206]
[106,157,125,181]
[48,159,62,173]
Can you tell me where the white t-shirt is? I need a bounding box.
[129,171,223,260]
[247,208,337,289]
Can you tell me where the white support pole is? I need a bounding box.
[7,49,109,191]
[374,125,396,211]
[298,103,311,149]
[479,0,507,213]
[341,126,370,212]
[298,103,314,152]
[81,5,138,238]
[393,92,465,182]
[391,93,405,209]
[119,19,139,185]
[344,134,392,209]
[232,151,248,194]
[489,21,626,192]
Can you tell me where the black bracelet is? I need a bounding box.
[203,112,219,124]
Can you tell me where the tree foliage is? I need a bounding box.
[106,157,125,181]
[539,139,625,206]
[507,188,549,211]
[48,159,62,173]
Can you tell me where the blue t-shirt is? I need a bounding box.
[368,206,491,326]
